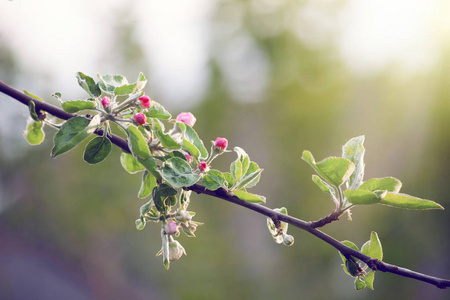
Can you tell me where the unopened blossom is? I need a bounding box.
[214,137,228,151]
[101,96,111,108]
[176,112,196,127]
[198,161,209,172]
[168,240,186,261]
[184,153,192,163]
[165,221,178,235]
[133,113,146,126]
[138,95,151,108]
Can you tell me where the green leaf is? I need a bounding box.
[23,89,44,102]
[231,159,243,182]
[312,174,333,194]
[97,74,128,94]
[120,152,145,174]
[161,157,200,188]
[342,136,365,190]
[235,169,263,190]
[153,184,178,212]
[364,270,375,290]
[339,241,360,266]
[23,117,45,145]
[139,171,157,199]
[223,172,235,189]
[152,119,180,150]
[202,169,226,191]
[127,124,151,159]
[83,136,112,164]
[146,101,171,119]
[361,231,383,261]
[182,139,200,158]
[114,72,147,95]
[344,189,383,205]
[51,115,101,158]
[76,72,101,97]
[380,192,444,210]
[359,177,402,193]
[135,219,146,230]
[302,150,355,187]
[140,199,155,216]
[233,190,266,203]
[62,100,96,113]
[346,259,360,277]
[355,276,366,290]
[27,101,43,121]
[177,122,208,160]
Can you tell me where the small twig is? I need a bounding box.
[1,80,449,289]
[310,211,340,228]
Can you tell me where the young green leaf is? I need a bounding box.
[83,136,112,164]
[302,150,355,187]
[161,157,200,188]
[114,72,147,95]
[135,218,146,230]
[235,169,263,190]
[361,231,383,261]
[28,101,40,121]
[242,161,262,188]
[182,139,200,158]
[344,189,383,205]
[222,172,235,189]
[120,152,145,174]
[177,122,208,160]
[267,207,289,244]
[139,171,157,199]
[201,169,226,191]
[51,115,101,158]
[62,100,96,113]
[354,276,366,290]
[380,192,444,210]
[76,72,101,97]
[359,177,402,193]
[152,120,180,150]
[97,74,128,94]
[23,117,45,145]
[23,89,44,102]
[233,190,266,203]
[342,136,365,190]
[146,101,171,119]
[230,159,243,182]
[364,270,375,290]
[338,241,360,268]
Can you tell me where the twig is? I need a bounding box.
[1,80,449,289]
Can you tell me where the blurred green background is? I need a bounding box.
[1,0,449,299]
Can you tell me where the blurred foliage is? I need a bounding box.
[1,0,449,299]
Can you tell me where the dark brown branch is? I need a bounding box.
[1,80,449,289]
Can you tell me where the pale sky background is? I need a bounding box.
[1,0,449,103]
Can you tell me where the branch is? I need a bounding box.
[1,80,449,289]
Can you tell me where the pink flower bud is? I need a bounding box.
[198,161,209,172]
[101,96,111,108]
[165,221,178,235]
[138,95,151,108]
[214,137,228,151]
[184,153,192,163]
[133,113,146,126]
[176,112,196,127]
